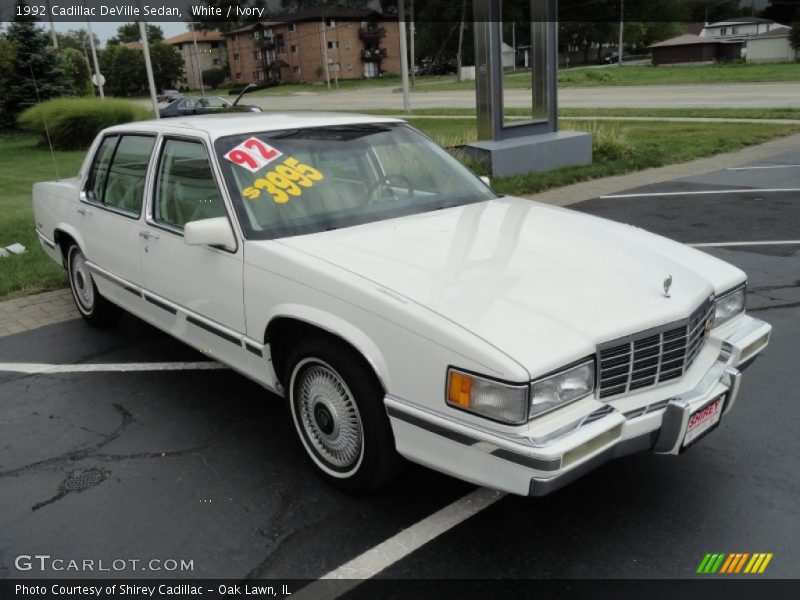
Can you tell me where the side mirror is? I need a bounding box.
[480,176,491,187]
[184,217,236,252]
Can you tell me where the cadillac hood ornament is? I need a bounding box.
[663,275,673,298]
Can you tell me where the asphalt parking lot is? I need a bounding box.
[1,149,799,586]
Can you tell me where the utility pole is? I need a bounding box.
[409,0,416,86]
[456,0,466,82]
[45,0,58,48]
[139,20,160,118]
[617,0,624,67]
[85,18,104,99]
[398,0,411,112]
[191,27,205,94]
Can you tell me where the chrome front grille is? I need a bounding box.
[597,297,714,399]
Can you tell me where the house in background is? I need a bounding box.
[649,34,742,66]
[649,16,795,66]
[745,27,798,63]
[164,30,227,90]
[700,17,784,41]
[223,7,401,85]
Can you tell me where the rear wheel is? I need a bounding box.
[66,244,122,325]
[286,337,404,493]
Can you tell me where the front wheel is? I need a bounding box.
[66,244,122,325]
[286,337,404,494]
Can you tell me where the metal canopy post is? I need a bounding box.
[467,0,592,177]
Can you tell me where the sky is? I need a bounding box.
[49,21,188,45]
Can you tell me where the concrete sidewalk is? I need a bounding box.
[1,130,798,339]
[0,289,76,337]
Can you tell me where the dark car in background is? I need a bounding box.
[157,89,183,103]
[159,96,261,119]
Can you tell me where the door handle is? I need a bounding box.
[139,231,160,240]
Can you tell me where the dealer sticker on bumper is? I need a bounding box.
[683,394,725,448]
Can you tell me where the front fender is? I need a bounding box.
[265,303,393,391]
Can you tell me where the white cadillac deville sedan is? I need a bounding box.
[32,113,772,496]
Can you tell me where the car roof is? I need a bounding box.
[105,112,405,140]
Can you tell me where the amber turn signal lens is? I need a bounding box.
[448,371,473,408]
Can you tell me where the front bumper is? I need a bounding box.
[385,314,771,497]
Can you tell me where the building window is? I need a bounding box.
[213,58,221,66]
[211,41,219,49]
[731,27,738,35]
[253,50,261,60]
[347,62,352,71]
[291,44,298,53]
[288,24,296,32]
[326,19,336,28]
[293,66,301,75]
[720,27,727,36]
[327,41,339,50]
[277,34,286,54]
[233,53,240,61]
[236,72,242,80]
[231,34,238,42]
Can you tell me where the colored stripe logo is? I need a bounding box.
[696,552,773,574]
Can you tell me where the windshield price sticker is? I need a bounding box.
[224,137,283,172]
[242,157,325,204]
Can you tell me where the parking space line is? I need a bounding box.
[690,240,800,247]
[728,165,800,171]
[0,361,226,374]
[600,188,800,199]
[293,487,504,599]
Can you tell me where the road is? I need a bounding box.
[1,147,799,594]
[236,82,800,112]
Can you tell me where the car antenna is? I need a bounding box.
[29,65,60,181]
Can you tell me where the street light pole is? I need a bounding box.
[85,18,104,99]
[191,27,205,94]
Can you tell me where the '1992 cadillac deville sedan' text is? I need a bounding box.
[32,113,772,495]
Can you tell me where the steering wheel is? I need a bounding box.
[365,173,415,204]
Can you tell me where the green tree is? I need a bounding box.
[0,6,68,129]
[149,42,185,91]
[98,43,184,96]
[57,48,93,96]
[56,29,100,53]
[202,67,227,88]
[98,45,145,96]
[108,22,164,45]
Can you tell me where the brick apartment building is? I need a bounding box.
[164,30,227,90]
[223,7,401,85]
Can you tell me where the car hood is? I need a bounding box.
[278,197,743,377]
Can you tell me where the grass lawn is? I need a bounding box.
[0,134,84,299]
[401,62,800,92]
[301,107,800,121]
[1,118,798,299]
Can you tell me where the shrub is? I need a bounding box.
[17,98,153,150]
[564,121,634,161]
[202,68,227,89]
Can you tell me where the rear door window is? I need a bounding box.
[85,134,155,215]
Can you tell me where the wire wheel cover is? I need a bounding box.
[70,250,94,311]
[297,364,363,470]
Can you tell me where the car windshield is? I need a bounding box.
[214,122,497,239]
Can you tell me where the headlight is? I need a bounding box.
[446,369,529,424]
[713,284,746,327]
[530,359,595,419]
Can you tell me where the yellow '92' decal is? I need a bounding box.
[243,157,325,204]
